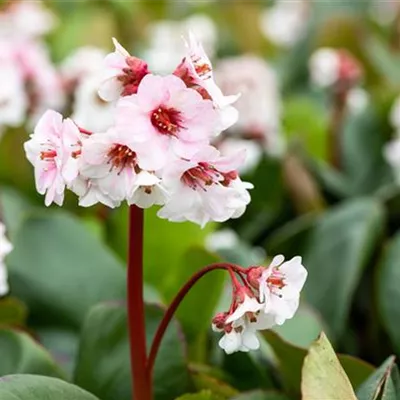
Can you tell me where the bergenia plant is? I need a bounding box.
[23,34,308,399]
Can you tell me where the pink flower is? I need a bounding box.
[98,38,149,102]
[79,129,141,205]
[116,74,219,170]
[158,146,252,227]
[174,32,240,130]
[24,110,82,206]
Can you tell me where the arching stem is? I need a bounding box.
[146,263,246,375]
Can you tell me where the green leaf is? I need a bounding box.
[377,231,400,354]
[265,213,318,260]
[283,94,329,161]
[230,390,291,400]
[273,304,326,348]
[341,105,392,196]
[175,391,223,400]
[7,211,126,329]
[0,187,34,240]
[0,329,64,378]
[35,327,79,380]
[264,331,374,395]
[301,332,357,400]
[364,35,400,86]
[357,356,397,400]
[303,198,385,339]
[0,375,100,400]
[0,297,27,326]
[74,302,191,400]
[190,365,238,399]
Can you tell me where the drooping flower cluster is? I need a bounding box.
[309,48,369,114]
[0,223,12,296]
[212,255,307,354]
[24,35,253,227]
[0,1,63,136]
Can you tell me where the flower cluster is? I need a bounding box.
[212,255,307,354]
[309,48,368,114]
[24,35,253,227]
[0,1,63,135]
[0,223,12,297]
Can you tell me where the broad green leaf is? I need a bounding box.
[230,390,290,400]
[0,329,64,378]
[377,231,400,354]
[301,332,357,400]
[0,375,99,400]
[283,94,329,161]
[221,351,275,392]
[364,35,400,86]
[107,205,214,297]
[303,198,384,339]
[0,297,27,326]
[35,327,79,380]
[264,331,374,395]
[357,356,397,400]
[0,187,34,240]
[273,304,326,348]
[175,391,223,400]
[7,211,126,329]
[74,302,191,400]
[341,105,392,196]
[190,364,238,399]
[265,213,318,260]
[174,248,224,348]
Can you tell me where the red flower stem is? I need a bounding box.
[146,262,244,376]
[127,206,152,400]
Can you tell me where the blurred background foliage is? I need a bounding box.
[2,0,400,399]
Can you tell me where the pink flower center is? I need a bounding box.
[119,56,149,96]
[267,269,286,291]
[151,107,183,136]
[181,162,238,191]
[107,144,138,174]
[181,162,222,190]
[40,150,57,160]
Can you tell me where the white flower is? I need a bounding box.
[259,255,308,325]
[72,73,115,133]
[260,0,309,48]
[0,62,27,129]
[127,170,169,209]
[215,56,283,154]
[60,46,107,83]
[158,146,252,227]
[0,222,13,297]
[309,48,341,88]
